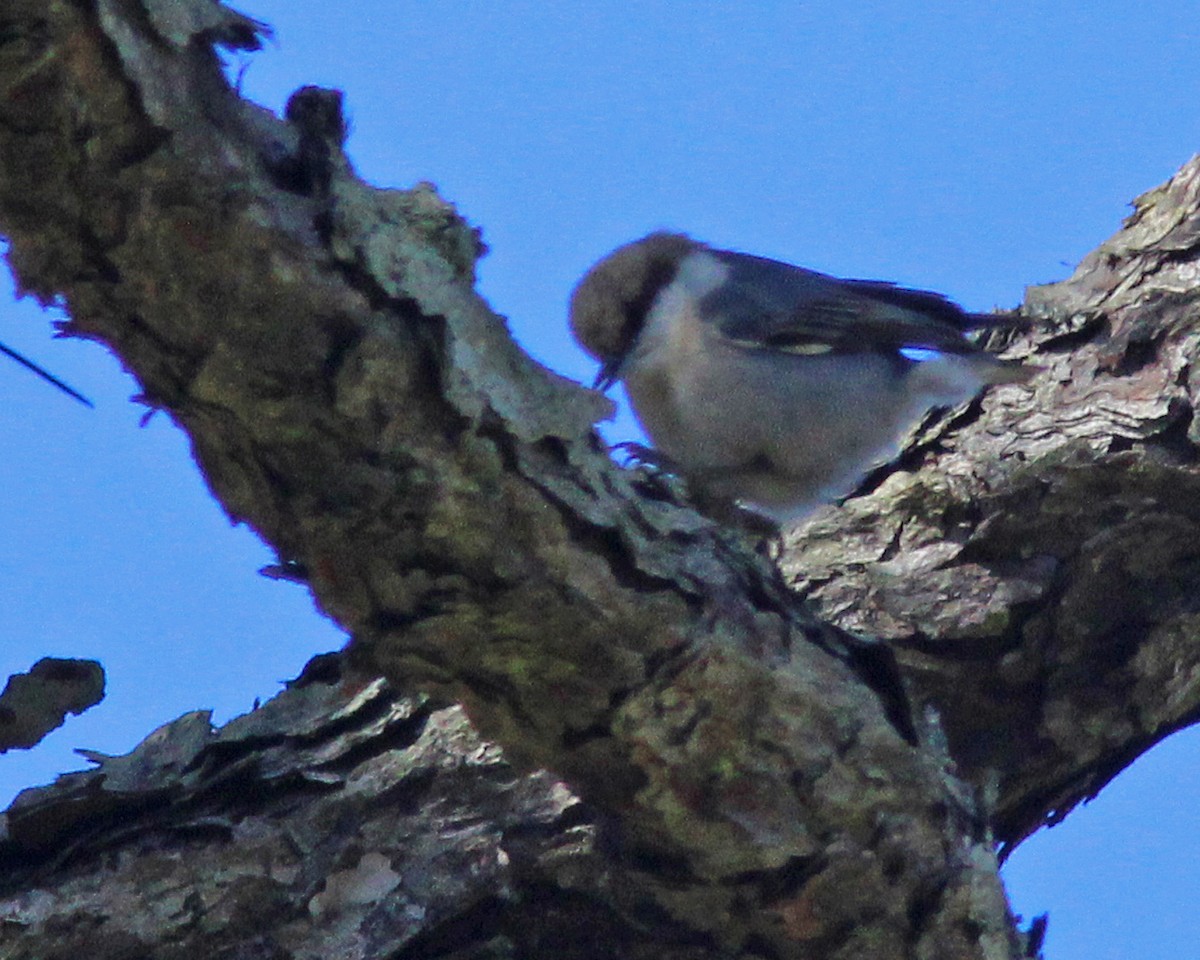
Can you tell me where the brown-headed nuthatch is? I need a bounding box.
[570,232,1033,522]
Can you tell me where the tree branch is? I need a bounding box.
[786,163,1200,854]
[5,0,1197,956]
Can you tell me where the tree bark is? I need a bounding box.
[0,659,104,752]
[2,0,1197,956]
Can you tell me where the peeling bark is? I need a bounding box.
[0,0,1196,956]
[1,657,638,960]
[0,658,104,752]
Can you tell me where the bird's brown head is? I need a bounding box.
[569,232,696,387]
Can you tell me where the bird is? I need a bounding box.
[569,232,1034,523]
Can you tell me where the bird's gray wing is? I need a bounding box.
[702,250,984,357]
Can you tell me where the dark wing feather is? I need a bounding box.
[703,250,983,356]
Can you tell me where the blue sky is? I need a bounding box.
[3,3,1199,957]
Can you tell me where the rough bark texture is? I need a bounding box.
[2,657,634,960]
[0,0,1195,957]
[784,167,1200,857]
[0,659,104,752]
